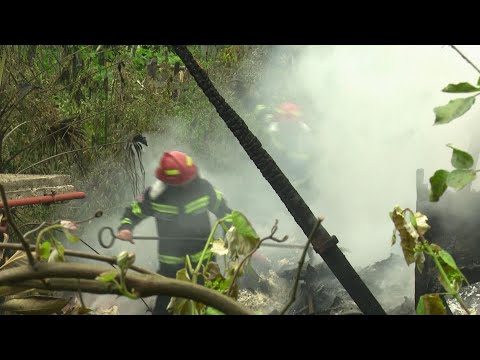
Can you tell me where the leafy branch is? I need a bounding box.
[164,210,291,315]
[428,46,480,202]
[389,205,471,315]
[429,144,479,201]
[0,262,254,315]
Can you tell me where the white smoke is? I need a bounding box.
[289,45,480,267]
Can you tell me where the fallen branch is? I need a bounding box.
[280,216,323,315]
[0,263,254,315]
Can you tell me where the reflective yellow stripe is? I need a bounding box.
[186,156,193,167]
[185,199,209,210]
[151,203,179,215]
[213,189,223,212]
[165,169,180,175]
[158,249,211,265]
[121,217,132,225]
[185,196,210,214]
[185,203,209,214]
[191,249,211,263]
[158,254,184,265]
[254,104,267,115]
[185,196,209,209]
[131,201,143,217]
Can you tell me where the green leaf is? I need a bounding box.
[389,206,418,265]
[446,169,476,190]
[438,249,458,270]
[433,97,476,125]
[39,242,51,260]
[57,244,65,260]
[478,77,480,86]
[430,243,442,253]
[416,296,425,315]
[409,212,418,228]
[176,268,190,282]
[436,249,468,293]
[231,211,259,243]
[429,170,450,202]
[63,229,80,243]
[447,144,474,169]
[416,294,446,315]
[95,271,118,283]
[204,307,224,315]
[0,295,71,315]
[442,82,480,93]
[166,268,205,315]
[226,211,260,259]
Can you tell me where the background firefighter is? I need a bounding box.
[115,150,233,315]
[255,102,315,194]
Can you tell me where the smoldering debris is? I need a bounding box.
[446,283,480,315]
[237,253,415,315]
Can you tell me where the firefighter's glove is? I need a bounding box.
[116,229,134,244]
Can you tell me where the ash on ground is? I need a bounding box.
[237,253,415,315]
[446,283,480,315]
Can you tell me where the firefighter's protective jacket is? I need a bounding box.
[118,176,232,265]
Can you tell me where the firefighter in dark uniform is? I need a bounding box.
[115,150,232,315]
[255,102,315,193]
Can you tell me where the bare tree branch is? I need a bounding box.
[23,222,46,240]
[280,216,323,315]
[0,184,35,267]
[450,45,480,75]
[0,262,254,315]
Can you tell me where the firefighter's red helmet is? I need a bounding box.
[155,151,198,185]
[273,102,303,122]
